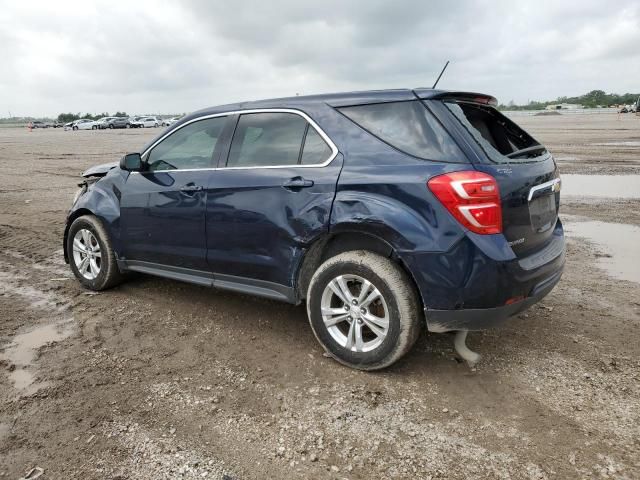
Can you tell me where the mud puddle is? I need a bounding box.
[564,219,640,283]
[561,174,640,199]
[1,320,75,394]
[0,258,75,394]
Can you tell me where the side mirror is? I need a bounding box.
[120,153,143,171]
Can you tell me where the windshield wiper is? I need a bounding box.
[506,145,547,159]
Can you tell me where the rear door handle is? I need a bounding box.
[180,184,204,193]
[283,176,314,190]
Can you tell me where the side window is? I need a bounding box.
[300,126,332,165]
[339,101,464,162]
[146,116,227,171]
[227,113,307,168]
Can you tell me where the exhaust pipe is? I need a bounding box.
[454,330,481,367]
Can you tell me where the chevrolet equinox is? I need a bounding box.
[64,88,565,370]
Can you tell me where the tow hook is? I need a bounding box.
[453,330,481,367]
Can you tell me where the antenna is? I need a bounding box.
[432,60,450,89]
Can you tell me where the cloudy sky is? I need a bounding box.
[2,0,639,117]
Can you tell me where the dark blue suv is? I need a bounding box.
[64,88,565,370]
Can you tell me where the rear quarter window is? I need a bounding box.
[445,101,547,164]
[338,100,465,162]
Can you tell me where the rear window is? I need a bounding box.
[445,101,547,163]
[338,101,465,162]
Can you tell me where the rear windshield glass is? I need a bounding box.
[339,101,465,162]
[445,101,546,163]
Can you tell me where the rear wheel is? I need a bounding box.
[92,125,97,130]
[67,215,123,291]
[307,250,421,370]
[109,124,114,129]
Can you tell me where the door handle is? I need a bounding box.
[283,176,314,190]
[180,184,204,193]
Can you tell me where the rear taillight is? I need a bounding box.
[427,171,502,235]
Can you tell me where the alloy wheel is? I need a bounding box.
[72,229,101,280]
[320,274,389,352]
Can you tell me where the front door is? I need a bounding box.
[206,111,342,289]
[120,115,229,270]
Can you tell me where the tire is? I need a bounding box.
[306,250,421,370]
[109,124,114,129]
[67,215,123,291]
[154,123,159,127]
[72,126,78,131]
[92,125,97,130]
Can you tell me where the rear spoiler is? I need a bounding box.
[413,89,498,107]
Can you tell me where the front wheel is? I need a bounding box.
[109,124,114,129]
[307,250,421,370]
[72,126,78,131]
[67,215,123,291]
[92,125,97,130]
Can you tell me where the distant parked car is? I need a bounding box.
[161,117,179,127]
[131,116,159,128]
[63,122,74,131]
[96,117,117,129]
[72,119,98,131]
[31,121,46,129]
[106,117,131,129]
[52,122,63,128]
[129,116,143,128]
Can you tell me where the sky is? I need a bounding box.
[1,0,639,117]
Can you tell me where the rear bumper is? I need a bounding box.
[424,266,563,332]
[401,219,565,332]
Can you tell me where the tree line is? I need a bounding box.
[499,90,640,110]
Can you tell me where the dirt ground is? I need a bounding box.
[1,114,639,479]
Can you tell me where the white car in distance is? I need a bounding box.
[161,117,180,127]
[132,116,160,128]
[71,119,99,131]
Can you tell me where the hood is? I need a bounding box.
[82,161,118,178]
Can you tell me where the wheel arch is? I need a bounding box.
[295,230,424,311]
[63,208,94,263]
[63,181,122,264]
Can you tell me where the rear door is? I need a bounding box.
[434,99,560,256]
[205,110,342,289]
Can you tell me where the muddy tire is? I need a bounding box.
[306,250,422,370]
[67,215,123,291]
